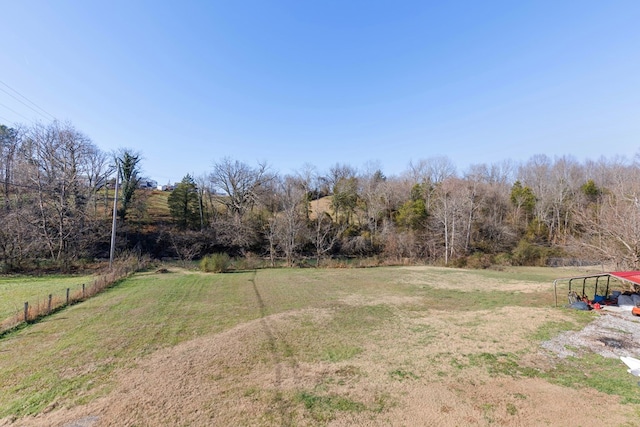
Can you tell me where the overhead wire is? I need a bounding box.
[0,86,54,122]
[0,113,17,125]
[0,79,56,121]
[0,101,33,122]
[0,178,111,194]
[0,179,43,192]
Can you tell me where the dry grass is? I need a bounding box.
[144,190,171,221]
[308,196,333,220]
[1,266,639,426]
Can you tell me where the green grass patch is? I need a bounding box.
[531,311,595,341]
[389,369,419,381]
[253,304,392,364]
[0,270,263,417]
[296,391,366,422]
[0,275,94,321]
[322,345,362,362]
[467,352,539,378]
[541,353,640,404]
[418,288,552,310]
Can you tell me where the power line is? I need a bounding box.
[0,113,17,126]
[0,179,111,195]
[0,179,47,192]
[0,86,54,122]
[0,80,56,121]
[0,101,33,122]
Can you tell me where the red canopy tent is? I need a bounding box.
[610,271,640,285]
[553,271,640,307]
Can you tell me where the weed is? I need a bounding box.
[372,392,395,413]
[389,369,419,381]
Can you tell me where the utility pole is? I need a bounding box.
[109,162,120,269]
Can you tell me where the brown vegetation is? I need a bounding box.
[2,268,637,426]
[2,121,640,271]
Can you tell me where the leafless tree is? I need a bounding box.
[209,158,273,217]
[358,164,387,245]
[430,177,475,264]
[272,176,307,266]
[572,158,640,268]
[310,204,344,267]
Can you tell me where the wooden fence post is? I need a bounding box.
[48,294,52,314]
[66,288,70,305]
[82,283,85,299]
[24,302,28,323]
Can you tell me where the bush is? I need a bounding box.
[511,240,558,266]
[200,253,231,273]
[493,252,512,266]
[232,252,267,271]
[466,253,493,269]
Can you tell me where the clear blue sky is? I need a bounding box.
[1,1,639,184]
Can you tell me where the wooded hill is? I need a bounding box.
[1,121,638,272]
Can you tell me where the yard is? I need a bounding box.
[0,275,94,322]
[0,265,638,426]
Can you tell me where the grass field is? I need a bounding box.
[1,265,639,426]
[0,275,95,321]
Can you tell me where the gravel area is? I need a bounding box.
[542,309,640,358]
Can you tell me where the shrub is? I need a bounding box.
[493,252,512,266]
[511,240,559,266]
[200,253,231,273]
[467,253,493,269]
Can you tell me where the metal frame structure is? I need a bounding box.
[553,271,640,307]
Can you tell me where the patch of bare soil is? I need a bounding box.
[2,303,637,427]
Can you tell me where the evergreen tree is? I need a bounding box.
[168,174,201,229]
[117,150,142,221]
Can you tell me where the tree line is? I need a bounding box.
[2,120,639,272]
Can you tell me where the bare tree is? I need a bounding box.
[209,158,273,217]
[0,124,22,212]
[358,163,387,245]
[430,177,474,264]
[209,158,274,254]
[272,176,307,266]
[310,205,344,267]
[405,156,456,210]
[22,121,102,263]
[294,162,319,220]
[572,158,640,268]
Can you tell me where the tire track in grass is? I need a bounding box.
[249,270,298,426]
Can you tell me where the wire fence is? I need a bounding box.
[0,255,147,336]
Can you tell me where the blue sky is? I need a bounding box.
[1,1,639,184]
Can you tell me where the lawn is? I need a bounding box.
[0,265,638,426]
[0,274,94,321]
